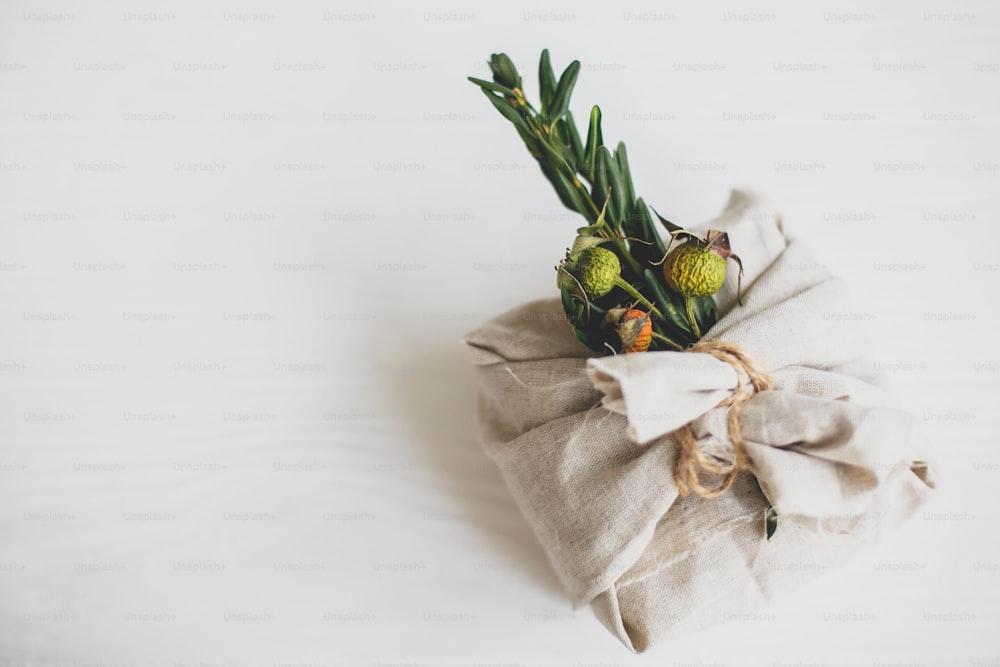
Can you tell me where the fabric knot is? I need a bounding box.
[673,340,774,498]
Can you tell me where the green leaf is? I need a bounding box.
[538,49,557,117]
[512,124,541,156]
[535,135,579,183]
[652,206,682,234]
[560,290,592,349]
[489,53,521,90]
[614,142,636,208]
[644,269,695,341]
[560,282,585,320]
[583,105,603,183]
[592,149,611,227]
[467,76,517,97]
[575,196,610,238]
[547,126,580,173]
[539,160,589,217]
[569,235,609,256]
[599,147,626,226]
[584,299,609,350]
[691,295,717,335]
[634,199,667,254]
[765,506,778,541]
[624,198,667,268]
[481,90,531,135]
[549,60,581,122]
[560,285,606,352]
[560,111,585,168]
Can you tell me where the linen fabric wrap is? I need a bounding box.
[462,190,936,653]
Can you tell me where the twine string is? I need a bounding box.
[673,340,774,499]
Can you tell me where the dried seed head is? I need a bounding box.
[572,246,621,299]
[663,241,727,298]
[604,307,653,353]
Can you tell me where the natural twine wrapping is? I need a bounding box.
[673,340,774,498]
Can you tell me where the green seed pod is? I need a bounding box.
[573,246,621,299]
[663,243,727,298]
[558,244,662,318]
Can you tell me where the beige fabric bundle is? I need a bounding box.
[463,191,936,652]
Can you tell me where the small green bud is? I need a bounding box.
[489,53,521,91]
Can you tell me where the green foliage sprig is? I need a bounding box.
[469,51,721,353]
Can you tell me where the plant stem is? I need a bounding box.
[685,297,702,339]
[651,331,683,350]
[614,278,662,318]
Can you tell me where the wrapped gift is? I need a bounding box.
[464,191,936,652]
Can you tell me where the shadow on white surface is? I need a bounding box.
[390,331,567,600]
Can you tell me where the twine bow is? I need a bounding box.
[673,340,774,498]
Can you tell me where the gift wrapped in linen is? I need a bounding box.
[463,190,936,652]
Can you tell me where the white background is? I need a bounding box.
[1,0,998,664]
